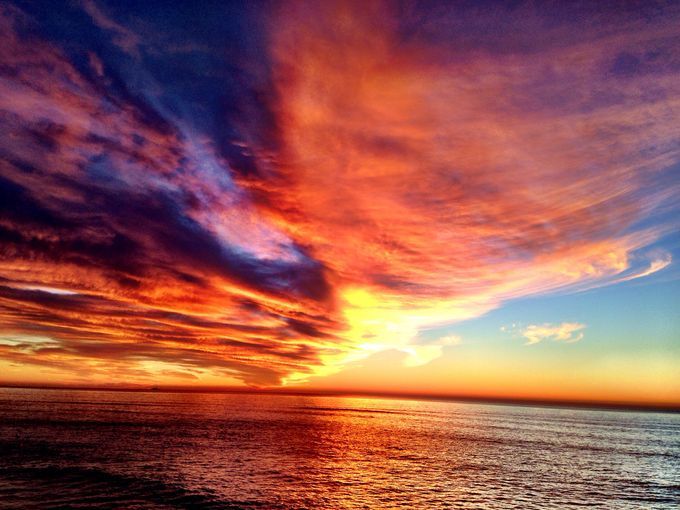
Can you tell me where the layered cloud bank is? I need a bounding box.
[0,1,678,386]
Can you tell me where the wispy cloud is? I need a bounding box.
[518,323,587,346]
[80,0,142,56]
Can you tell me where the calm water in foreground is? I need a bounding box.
[0,388,678,509]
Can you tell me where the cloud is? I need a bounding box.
[519,323,586,346]
[400,335,463,367]
[435,335,463,347]
[246,0,679,369]
[0,4,340,386]
[609,251,672,284]
[80,0,142,56]
[356,333,463,368]
[0,1,678,386]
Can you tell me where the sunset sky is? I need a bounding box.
[0,1,678,405]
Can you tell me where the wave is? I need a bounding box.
[0,465,272,510]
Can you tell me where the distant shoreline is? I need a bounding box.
[1,383,678,414]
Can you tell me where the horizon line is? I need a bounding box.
[1,383,678,414]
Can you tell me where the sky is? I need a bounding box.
[0,0,678,405]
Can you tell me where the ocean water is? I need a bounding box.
[0,388,678,509]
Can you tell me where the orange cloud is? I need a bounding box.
[0,2,678,388]
[242,1,679,374]
[0,5,341,387]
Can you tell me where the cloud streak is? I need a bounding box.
[519,323,586,346]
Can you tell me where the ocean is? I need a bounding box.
[0,388,678,509]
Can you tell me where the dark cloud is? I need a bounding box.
[0,2,341,386]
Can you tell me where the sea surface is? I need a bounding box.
[0,388,678,509]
